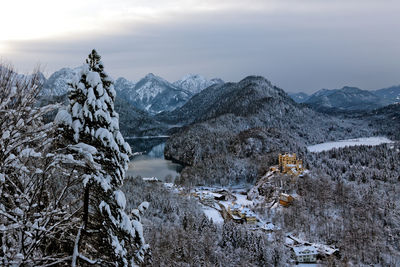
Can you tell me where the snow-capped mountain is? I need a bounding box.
[114,77,136,103]
[121,73,192,114]
[159,76,306,125]
[134,73,171,102]
[0,66,46,88]
[41,68,77,96]
[40,68,225,114]
[115,77,135,93]
[173,74,224,95]
[115,73,224,114]
[288,92,309,103]
[35,72,47,86]
[305,86,391,112]
[373,85,400,103]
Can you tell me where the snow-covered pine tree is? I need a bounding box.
[56,50,148,266]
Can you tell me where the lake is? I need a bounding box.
[307,136,394,153]
[126,138,183,181]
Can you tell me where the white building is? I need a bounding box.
[293,246,318,263]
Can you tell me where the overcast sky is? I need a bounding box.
[1,0,399,93]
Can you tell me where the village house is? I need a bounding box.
[227,204,258,224]
[293,245,318,263]
[240,207,257,224]
[279,193,294,207]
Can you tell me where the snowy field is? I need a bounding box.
[233,193,253,207]
[202,206,224,224]
[307,137,394,153]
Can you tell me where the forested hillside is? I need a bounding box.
[164,76,374,184]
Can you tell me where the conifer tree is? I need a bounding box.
[56,49,148,266]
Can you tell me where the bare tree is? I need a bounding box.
[0,65,81,265]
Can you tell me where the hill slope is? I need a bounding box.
[164,76,372,184]
[373,85,400,103]
[305,86,391,112]
[360,103,400,140]
[115,96,168,137]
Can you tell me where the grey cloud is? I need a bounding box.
[4,2,400,93]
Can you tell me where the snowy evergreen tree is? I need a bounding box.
[56,50,148,266]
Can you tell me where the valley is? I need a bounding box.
[35,67,400,266]
[124,128,398,265]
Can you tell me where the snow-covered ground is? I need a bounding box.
[307,136,394,152]
[202,206,224,224]
[234,193,254,207]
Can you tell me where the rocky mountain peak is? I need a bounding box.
[41,67,76,96]
[173,73,224,95]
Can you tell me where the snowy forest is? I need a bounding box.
[1,49,400,266]
[0,51,148,266]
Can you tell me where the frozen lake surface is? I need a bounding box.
[307,136,394,153]
[127,142,182,181]
[127,155,182,181]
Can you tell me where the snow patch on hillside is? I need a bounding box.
[307,137,394,152]
[173,74,223,95]
[202,206,224,224]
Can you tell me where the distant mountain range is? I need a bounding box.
[374,86,400,103]
[173,74,224,95]
[41,67,399,116]
[288,92,309,103]
[163,77,400,184]
[37,67,224,137]
[289,85,400,112]
[116,73,192,114]
[40,68,223,114]
[37,67,399,146]
[305,86,391,112]
[114,73,223,114]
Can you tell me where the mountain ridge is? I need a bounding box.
[173,74,224,95]
[373,85,400,103]
[164,76,373,184]
[40,67,224,115]
[304,86,392,112]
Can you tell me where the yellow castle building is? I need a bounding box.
[278,153,304,176]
